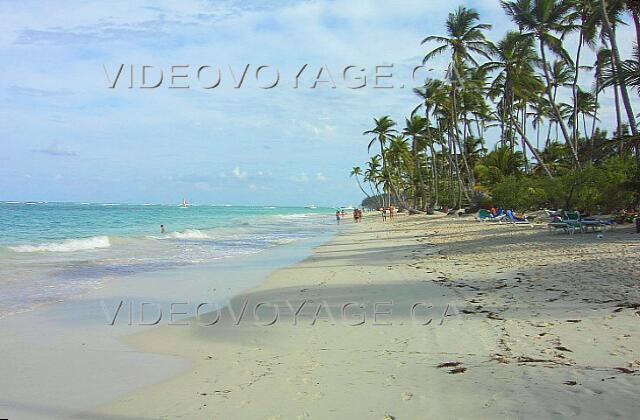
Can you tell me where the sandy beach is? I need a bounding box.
[92,214,640,419]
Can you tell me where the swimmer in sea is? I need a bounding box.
[160,224,166,234]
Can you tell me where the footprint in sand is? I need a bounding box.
[401,392,413,401]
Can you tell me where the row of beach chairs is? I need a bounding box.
[547,210,615,234]
[477,208,615,233]
[477,208,530,224]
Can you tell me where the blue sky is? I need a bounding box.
[0,0,637,206]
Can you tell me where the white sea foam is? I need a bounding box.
[169,229,213,240]
[269,238,298,245]
[8,236,111,253]
[275,213,314,220]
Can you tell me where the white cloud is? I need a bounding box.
[32,142,77,157]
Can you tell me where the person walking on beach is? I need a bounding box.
[389,205,395,220]
[381,208,387,221]
[335,210,341,224]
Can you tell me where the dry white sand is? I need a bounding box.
[94,214,640,419]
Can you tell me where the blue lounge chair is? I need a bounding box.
[477,208,505,222]
[505,209,530,224]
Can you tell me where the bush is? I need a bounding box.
[485,155,638,212]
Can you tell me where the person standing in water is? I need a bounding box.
[160,224,166,234]
[335,210,341,224]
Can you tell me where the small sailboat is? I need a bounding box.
[306,204,317,209]
[181,198,188,208]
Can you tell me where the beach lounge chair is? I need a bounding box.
[547,211,581,234]
[477,208,505,222]
[548,219,578,234]
[576,215,616,232]
[505,209,530,224]
[547,210,613,234]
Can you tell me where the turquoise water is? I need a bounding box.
[0,202,337,318]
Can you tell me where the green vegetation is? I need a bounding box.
[354,0,640,214]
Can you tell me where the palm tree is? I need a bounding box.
[422,6,494,68]
[403,115,429,210]
[385,135,417,210]
[628,0,640,64]
[350,166,374,203]
[599,0,638,137]
[363,116,397,207]
[501,0,582,166]
[483,31,540,145]
[364,156,384,207]
[422,6,493,193]
[601,47,640,95]
[570,88,598,141]
[476,145,525,184]
[565,0,600,145]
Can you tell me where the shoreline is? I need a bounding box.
[94,213,640,419]
[0,229,336,420]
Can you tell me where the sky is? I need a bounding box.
[0,0,638,206]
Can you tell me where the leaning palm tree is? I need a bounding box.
[350,166,374,204]
[363,116,397,207]
[501,0,581,166]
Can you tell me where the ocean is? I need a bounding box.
[0,202,337,319]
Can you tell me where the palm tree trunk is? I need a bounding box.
[546,119,553,148]
[510,113,554,178]
[539,38,581,166]
[445,128,471,203]
[522,101,529,172]
[613,81,623,138]
[591,73,600,150]
[632,7,640,66]
[355,176,372,202]
[600,0,639,137]
[451,87,475,188]
[429,144,439,209]
[379,139,389,208]
[572,29,584,146]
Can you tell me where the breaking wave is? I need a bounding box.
[8,236,111,253]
